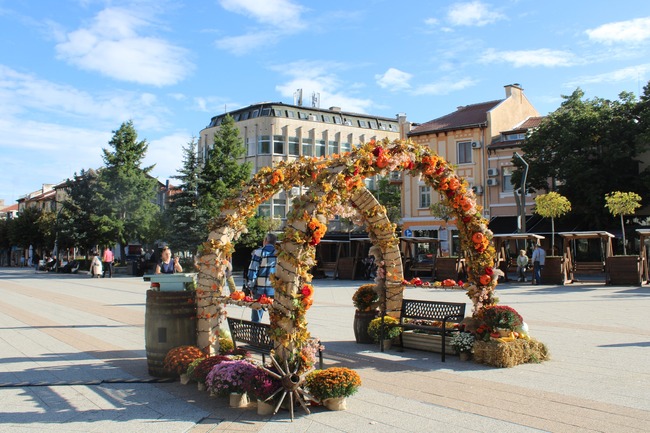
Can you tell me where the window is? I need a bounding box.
[302,138,313,156]
[315,140,326,157]
[273,135,284,154]
[341,142,351,153]
[273,109,283,116]
[261,108,271,116]
[232,113,240,121]
[258,135,271,154]
[273,199,286,219]
[240,111,250,120]
[258,200,271,217]
[323,115,332,123]
[502,167,514,193]
[457,141,472,164]
[286,110,295,118]
[504,133,525,141]
[288,136,299,156]
[328,140,338,155]
[251,110,259,118]
[358,120,368,128]
[369,120,378,129]
[246,137,254,156]
[298,112,308,120]
[333,116,342,124]
[419,186,431,208]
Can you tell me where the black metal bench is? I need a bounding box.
[397,299,466,362]
[226,317,324,368]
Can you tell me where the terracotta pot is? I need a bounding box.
[323,397,347,411]
[459,352,471,361]
[353,310,378,344]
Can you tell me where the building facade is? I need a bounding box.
[199,101,407,225]
[403,84,540,254]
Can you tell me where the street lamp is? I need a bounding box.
[513,152,528,233]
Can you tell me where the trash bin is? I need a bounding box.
[130,260,138,276]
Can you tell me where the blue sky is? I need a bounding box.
[2,0,650,204]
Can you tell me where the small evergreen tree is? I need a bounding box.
[605,191,642,255]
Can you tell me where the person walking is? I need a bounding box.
[516,249,529,282]
[102,247,114,278]
[532,244,546,285]
[90,250,102,278]
[247,233,277,322]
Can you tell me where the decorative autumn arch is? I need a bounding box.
[195,138,498,369]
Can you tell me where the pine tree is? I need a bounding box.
[97,121,159,259]
[165,138,210,254]
[198,114,251,218]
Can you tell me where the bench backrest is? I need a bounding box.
[226,317,273,351]
[400,299,466,323]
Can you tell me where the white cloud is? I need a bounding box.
[219,0,306,31]
[375,68,413,91]
[447,1,504,27]
[412,77,478,96]
[586,17,650,45]
[273,61,373,113]
[480,48,574,68]
[145,132,195,181]
[424,17,439,26]
[565,64,650,87]
[216,0,307,53]
[55,7,193,86]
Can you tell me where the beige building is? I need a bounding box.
[199,101,406,224]
[403,84,540,254]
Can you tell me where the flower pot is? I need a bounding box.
[229,392,249,408]
[353,310,377,344]
[257,399,275,416]
[197,382,206,392]
[323,397,347,411]
[459,352,471,361]
[179,373,190,385]
[380,339,392,351]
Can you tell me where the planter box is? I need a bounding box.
[401,331,455,355]
[146,273,197,291]
[606,256,641,285]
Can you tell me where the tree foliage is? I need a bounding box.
[514,87,650,229]
[534,192,571,253]
[371,176,402,227]
[605,191,642,255]
[165,138,210,254]
[198,114,251,218]
[97,121,159,256]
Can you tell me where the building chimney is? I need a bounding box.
[504,83,523,98]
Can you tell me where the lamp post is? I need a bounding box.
[513,152,528,233]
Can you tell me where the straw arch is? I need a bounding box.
[195,138,498,367]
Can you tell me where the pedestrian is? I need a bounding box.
[90,250,102,278]
[247,233,277,322]
[102,247,114,278]
[155,246,183,274]
[516,249,529,282]
[531,244,546,285]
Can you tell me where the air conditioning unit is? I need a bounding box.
[471,185,483,195]
[471,141,482,149]
[486,178,499,187]
[487,167,499,177]
[290,187,300,196]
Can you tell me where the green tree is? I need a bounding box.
[236,215,279,249]
[534,192,571,254]
[198,114,251,218]
[165,138,210,255]
[514,88,650,229]
[97,121,159,259]
[605,191,642,255]
[372,176,402,227]
[8,207,46,250]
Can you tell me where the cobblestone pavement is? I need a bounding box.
[0,268,648,432]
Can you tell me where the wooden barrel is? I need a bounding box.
[353,310,378,344]
[145,290,197,377]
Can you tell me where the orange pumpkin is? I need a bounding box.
[230,291,245,301]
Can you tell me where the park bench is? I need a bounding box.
[397,299,466,362]
[574,261,605,273]
[226,317,324,368]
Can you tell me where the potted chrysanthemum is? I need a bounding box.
[352,284,379,344]
[162,345,204,381]
[450,332,475,361]
[205,359,259,408]
[367,316,402,350]
[304,367,361,411]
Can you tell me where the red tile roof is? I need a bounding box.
[503,116,545,133]
[408,99,503,136]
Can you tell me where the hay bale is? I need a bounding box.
[472,338,550,368]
